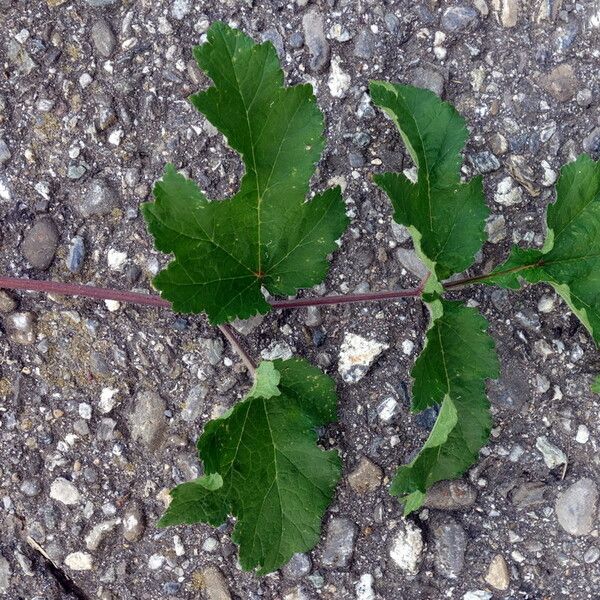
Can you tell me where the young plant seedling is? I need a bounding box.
[2,20,600,578]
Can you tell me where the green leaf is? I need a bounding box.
[485,154,600,344]
[370,82,488,293]
[591,375,600,394]
[391,300,499,514]
[142,22,348,324]
[158,358,341,575]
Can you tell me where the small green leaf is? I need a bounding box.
[391,300,499,514]
[485,154,600,343]
[592,375,600,394]
[158,358,340,575]
[370,82,488,293]
[248,361,281,399]
[143,23,348,324]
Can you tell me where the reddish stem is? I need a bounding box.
[0,276,424,311]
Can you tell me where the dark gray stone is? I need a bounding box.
[353,30,377,60]
[21,218,59,270]
[302,11,330,72]
[288,32,304,49]
[469,151,501,173]
[583,127,600,154]
[441,6,479,32]
[77,178,119,217]
[66,236,85,273]
[431,516,467,578]
[410,66,444,97]
[321,517,357,569]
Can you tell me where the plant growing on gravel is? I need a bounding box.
[3,21,600,576]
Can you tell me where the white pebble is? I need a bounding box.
[78,403,92,420]
[148,554,164,570]
[576,424,590,444]
[402,339,414,355]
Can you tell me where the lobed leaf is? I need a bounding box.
[391,299,499,514]
[143,23,348,324]
[485,154,600,343]
[370,82,488,293]
[158,358,341,575]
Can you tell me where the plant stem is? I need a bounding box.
[0,277,171,308]
[442,262,539,289]
[270,286,424,309]
[217,324,257,377]
[0,276,425,311]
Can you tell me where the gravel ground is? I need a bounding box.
[1,0,600,599]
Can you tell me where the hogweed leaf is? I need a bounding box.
[592,375,600,394]
[143,22,348,323]
[158,358,341,575]
[485,154,600,344]
[391,300,499,514]
[370,82,488,293]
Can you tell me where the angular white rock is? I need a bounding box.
[327,56,351,99]
[389,519,424,574]
[338,333,389,384]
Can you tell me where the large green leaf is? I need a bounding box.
[391,300,499,514]
[370,82,488,293]
[484,154,600,343]
[158,359,341,575]
[143,22,348,324]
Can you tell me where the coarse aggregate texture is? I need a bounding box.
[0,0,599,598]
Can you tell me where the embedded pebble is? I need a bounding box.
[535,435,567,468]
[424,480,477,511]
[389,519,424,574]
[410,66,445,96]
[355,573,375,600]
[4,312,36,345]
[484,554,510,590]
[196,566,231,600]
[353,29,377,60]
[441,6,479,31]
[0,554,10,593]
[21,218,59,270]
[328,56,351,99]
[575,424,590,444]
[302,10,330,72]
[76,178,119,217]
[431,516,467,578]
[282,553,311,580]
[66,236,86,273]
[541,64,578,102]
[321,517,357,569]
[555,478,598,536]
[123,503,145,542]
[347,456,383,494]
[128,390,166,450]
[181,384,209,423]
[91,19,116,57]
[0,139,11,164]
[64,552,93,571]
[338,333,389,384]
[494,177,523,205]
[85,519,119,551]
[50,477,81,505]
